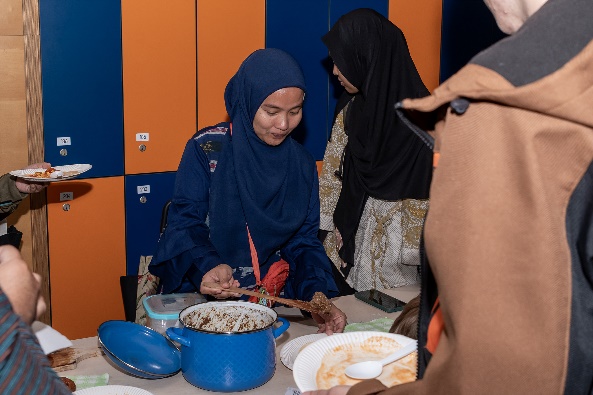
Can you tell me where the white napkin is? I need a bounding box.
[31,321,73,355]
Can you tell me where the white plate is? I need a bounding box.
[293,331,416,392]
[9,164,92,182]
[280,333,327,370]
[73,385,153,395]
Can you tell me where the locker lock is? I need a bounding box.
[60,149,68,156]
[62,203,71,211]
[139,144,147,152]
[140,196,147,203]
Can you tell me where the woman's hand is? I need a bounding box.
[334,227,343,252]
[304,385,351,395]
[333,227,347,268]
[200,264,241,298]
[313,303,347,335]
[15,162,51,194]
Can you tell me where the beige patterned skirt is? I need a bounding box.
[319,102,428,291]
[348,198,427,291]
[323,197,427,291]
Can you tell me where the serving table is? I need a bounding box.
[63,285,420,395]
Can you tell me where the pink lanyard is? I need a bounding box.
[246,225,262,286]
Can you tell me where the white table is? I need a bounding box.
[63,285,420,394]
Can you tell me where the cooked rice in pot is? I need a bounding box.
[183,305,274,333]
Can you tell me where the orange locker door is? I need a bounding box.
[47,177,126,339]
[122,0,197,174]
[389,0,442,92]
[197,0,265,129]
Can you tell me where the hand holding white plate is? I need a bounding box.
[9,164,92,182]
[344,340,417,379]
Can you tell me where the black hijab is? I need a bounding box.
[322,8,432,265]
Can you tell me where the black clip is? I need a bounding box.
[450,98,470,115]
[334,148,346,181]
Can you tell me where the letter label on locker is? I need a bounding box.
[137,185,151,194]
[60,192,74,201]
[57,137,72,146]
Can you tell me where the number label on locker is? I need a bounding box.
[137,185,151,194]
[60,192,74,201]
[57,137,72,146]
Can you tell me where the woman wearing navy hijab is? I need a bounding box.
[150,48,347,334]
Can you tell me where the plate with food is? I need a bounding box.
[293,331,417,391]
[280,333,328,370]
[10,164,92,182]
[73,385,153,395]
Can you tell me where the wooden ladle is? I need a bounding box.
[201,282,332,315]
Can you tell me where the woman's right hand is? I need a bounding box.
[200,264,241,298]
[313,303,347,335]
[334,227,343,252]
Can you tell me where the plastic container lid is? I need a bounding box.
[143,293,206,320]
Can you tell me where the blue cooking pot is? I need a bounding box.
[166,301,289,392]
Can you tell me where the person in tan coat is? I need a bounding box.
[306,0,593,393]
[0,163,50,220]
[1,163,50,248]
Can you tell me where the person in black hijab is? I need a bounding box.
[318,8,432,291]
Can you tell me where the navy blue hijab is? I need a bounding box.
[209,48,313,267]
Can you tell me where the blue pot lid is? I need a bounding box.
[98,320,181,378]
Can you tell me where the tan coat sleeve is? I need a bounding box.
[347,380,389,395]
[0,174,26,218]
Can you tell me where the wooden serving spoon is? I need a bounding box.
[48,345,103,372]
[201,282,331,315]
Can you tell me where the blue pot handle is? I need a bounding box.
[166,327,191,347]
[273,317,290,338]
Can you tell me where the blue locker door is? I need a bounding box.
[440,0,506,82]
[266,0,330,160]
[327,1,388,136]
[329,0,387,26]
[40,1,124,178]
[124,172,176,275]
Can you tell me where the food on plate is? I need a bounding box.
[24,167,78,179]
[25,167,58,178]
[316,336,417,389]
[183,305,274,333]
[59,376,76,391]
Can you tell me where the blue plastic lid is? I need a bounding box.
[143,293,206,320]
